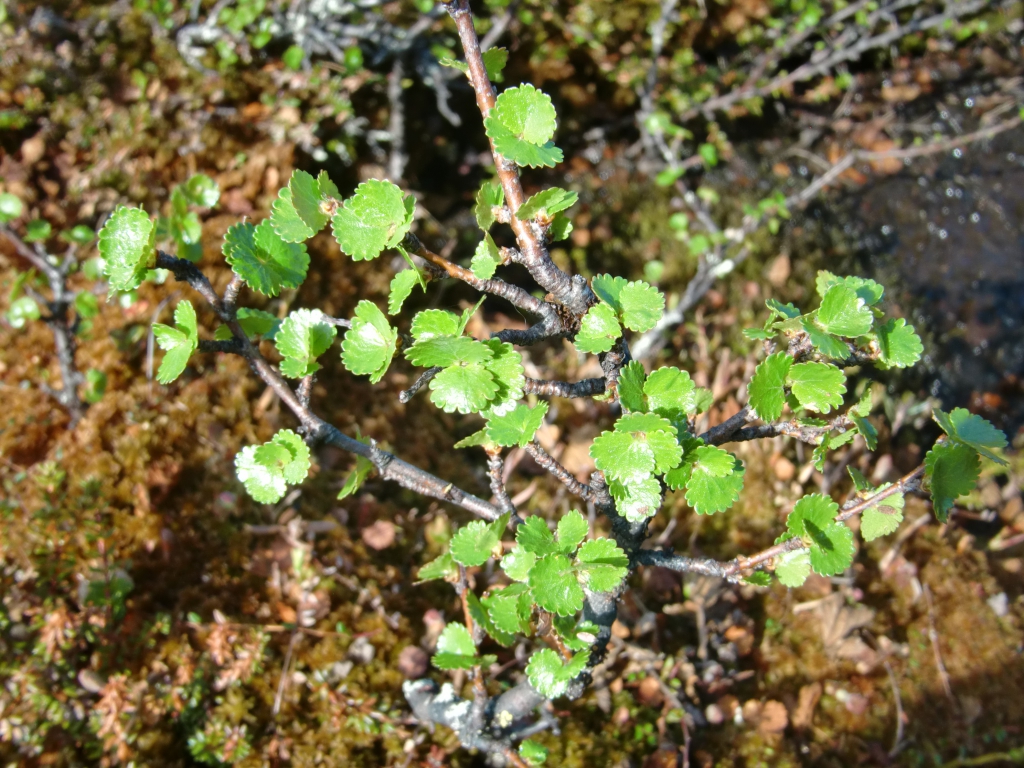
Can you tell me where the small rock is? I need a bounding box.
[791,682,822,730]
[397,645,428,679]
[611,619,631,639]
[772,456,796,482]
[766,254,791,287]
[987,592,1009,618]
[612,705,631,727]
[637,676,664,708]
[757,700,788,734]
[347,636,376,665]
[78,669,105,694]
[328,660,353,682]
[20,134,46,166]
[361,520,396,550]
[704,703,724,725]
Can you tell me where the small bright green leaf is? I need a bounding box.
[482,339,525,414]
[84,368,107,404]
[574,303,621,354]
[25,219,51,242]
[925,442,980,521]
[453,428,494,450]
[519,739,548,766]
[775,549,811,588]
[575,538,628,592]
[341,300,397,383]
[6,296,40,329]
[786,494,855,576]
[416,552,456,583]
[591,431,654,482]
[748,352,792,421]
[483,583,532,634]
[489,84,557,145]
[817,284,873,337]
[181,173,220,208]
[816,271,884,305]
[486,401,549,448]
[591,274,627,310]
[429,363,498,414]
[860,490,904,541]
[643,366,698,419]
[0,193,23,223]
[501,548,537,582]
[556,510,589,554]
[274,308,337,378]
[788,362,846,413]
[516,516,558,556]
[471,232,502,279]
[153,299,199,384]
[450,513,510,567]
[406,336,492,368]
[609,475,662,522]
[410,309,460,340]
[517,188,578,221]
[933,408,1007,465]
[766,298,800,319]
[549,213,573,241]
[667,445,745,515]
[223,220,309,297]
[475,180,505,231]
[876,318,923,369]
[74,291,100,320]
[617,360,647,412]
[526,648,587,698]
[270,429,312,484]
[801,317,851,359]
[744,571,772,587]
[331,179,413,260]
[388,268,423,315]
[99,206,156,292]
[433,623,494,670]
[618,280,665,333]
[850,413,878,450]
[482,47,508,81]
[698,142,718,167]
[236,307,278,337]
[337,454,374,500]
[62,225,96,244]
[234,445,287,503]
[529,553,584,616]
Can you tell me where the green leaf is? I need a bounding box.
[591,420,680,483]
[484,85,562,168]
[925,442,980,522]
[644,367,698,419]
[450,513,510,567]
[609,475,662,522]
[466,591,516,647]
[517,188,578,221]
[84,368,107,404]
[341,300,397,383]
[501,548,537,582]
[25,219,51,242]
[785,495,855,576]
[438,56,468,73]
[933,407,1007,465]
[816,271,884,305]
[766,298,800,319]
[575,538,628,592]
[433,623,495,670]
[876,318,923,369]
[282,44,304,71]
[417,553,456,583]
[574,303,621,354]
[482,339,525,413]
[406,336,492,368]
[388,268,423,315]
[552,616,600,651]
[62,225,96,245]
[549,213,573,241]
[430,364,498,414]
[775,549,811,588]
[591,274,627,309]
[788,362,846,413]
[744,571,772,587]
[153,299,199,384]
[483,583,532,635]
[486,402,549,448]
[74,291,100,320]
[617,360,647,412]
[453,428,494,450]
[6,296,40,329]
[801,317,851,359]
[860,490,904,541]
[482,47,509,81]
[850,412,878,450]
[274,308,337,378]
[667,445,745,515]
[337,455,374,500]
[270,429,312,484]
[411,309,460,340]
[525,648,589,698]
[748,352,792,421]
[618,280,665,333]
[556,510,589,554]
[529,554,584,616]
[615,413,681,468]
[181,173,220,208]
[519,739,549,766]
[270,170,329,242]
[0,192,23,223]
[331,179,413,261]
[223,220,310,297]
[698,142,718,167]
[234,445,287,503]
[816,284,873,337]
[99,206,156,292]
[236,307,278,337]
[475,181,505,231]
[516,516,558,557]
[470,233,502,279]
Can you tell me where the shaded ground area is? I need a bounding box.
[1,2,1023,766]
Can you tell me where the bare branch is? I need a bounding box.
[524,441,593,501]
[523,377,606,398]
[399,366,441,403]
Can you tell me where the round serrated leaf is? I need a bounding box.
[609,475,662,522]
[748,352,792,421]
[574,303,621,354]
[429,363,498,414]
[223,220,309,297]
[788,362,846,413]
[99,206,155,292]
[491,84,557,145]
[816,284,873,337]
[450,519,504,567]
[528,554,584,617]
[331,179,412,261]
[341,300,397,383]
[486,402,548,448]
